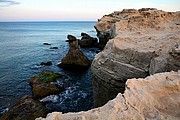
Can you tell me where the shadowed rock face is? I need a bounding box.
[92,8,180,107]
[36,71,180,120]
[60,35,91,68]
[0,96,48,120]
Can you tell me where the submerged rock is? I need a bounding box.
[0,96,48,120]
[37,71,180,120]
[60,35,91,68]
[30,70,64,99]
[50,47,58,49]
[40,61,52,66]
[43,43,51,45]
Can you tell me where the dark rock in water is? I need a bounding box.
[60,35,91,68]
[50,47,58,49]
[0,96,48,120]
[81,32,90,37]
[40,61,52,66]
[67,35,76,41]
[29,70,64,99]
[43,43,51,45]
[79,32,99,48]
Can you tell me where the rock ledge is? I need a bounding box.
[37,71,180,120]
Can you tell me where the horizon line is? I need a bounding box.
[0,20,98,22]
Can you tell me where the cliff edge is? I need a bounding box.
[36,8,180,120]
[92,8,180,106]
[37,71,180,120]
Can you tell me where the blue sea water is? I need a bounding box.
[0,21,97,115]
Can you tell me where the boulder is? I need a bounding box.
[92,8,180,107]
[60,35,91,68]
[36,71,180,120]
[78,32,98,48]
[40,61,52,66]
[29,70,64,99]
[0,96,48,120]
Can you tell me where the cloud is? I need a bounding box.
[0,0,20,7]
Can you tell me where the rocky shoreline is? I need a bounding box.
[1,8,180,120]
[37,8,179,120]
[37,71,180,120]
[0,32,99,119]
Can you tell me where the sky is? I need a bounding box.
[0,0,179,21]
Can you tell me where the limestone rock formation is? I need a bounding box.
[30,70,64,98]
[36,71,180,120]
[92,8,180,107]
[0,96,48,120]
[60,35,91,68]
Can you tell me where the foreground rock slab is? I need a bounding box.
[0,96,48,120]
[30,70,64,98]
[37,71,180,120]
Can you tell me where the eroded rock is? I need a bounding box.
[0,96,48,120]
[60,35,91,68]
[92,8,180,107]
[78,32,98,48]
[30,70,64,98]
[37,71,180,120]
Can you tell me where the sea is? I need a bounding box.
[0,21,97,115]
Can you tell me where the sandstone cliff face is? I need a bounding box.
[37,71,180,120]
[92,8,180,107]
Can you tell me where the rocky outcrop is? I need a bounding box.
[30,70,64,98]
[36,71,180,120]
[78,32,98,48]
[60,35,91,68]
[92,8,180,107]
[0,96,48,120]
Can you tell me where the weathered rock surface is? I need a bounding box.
[37,71,180,120]
[78,32,98,48]
[30,70,64,98]
[92,8,180,107]
[60,35,91,68]
[0,96,48,120]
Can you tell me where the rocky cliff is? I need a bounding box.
[37,71,180,120]
[92,8,180,107]
[36,8,180,120]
